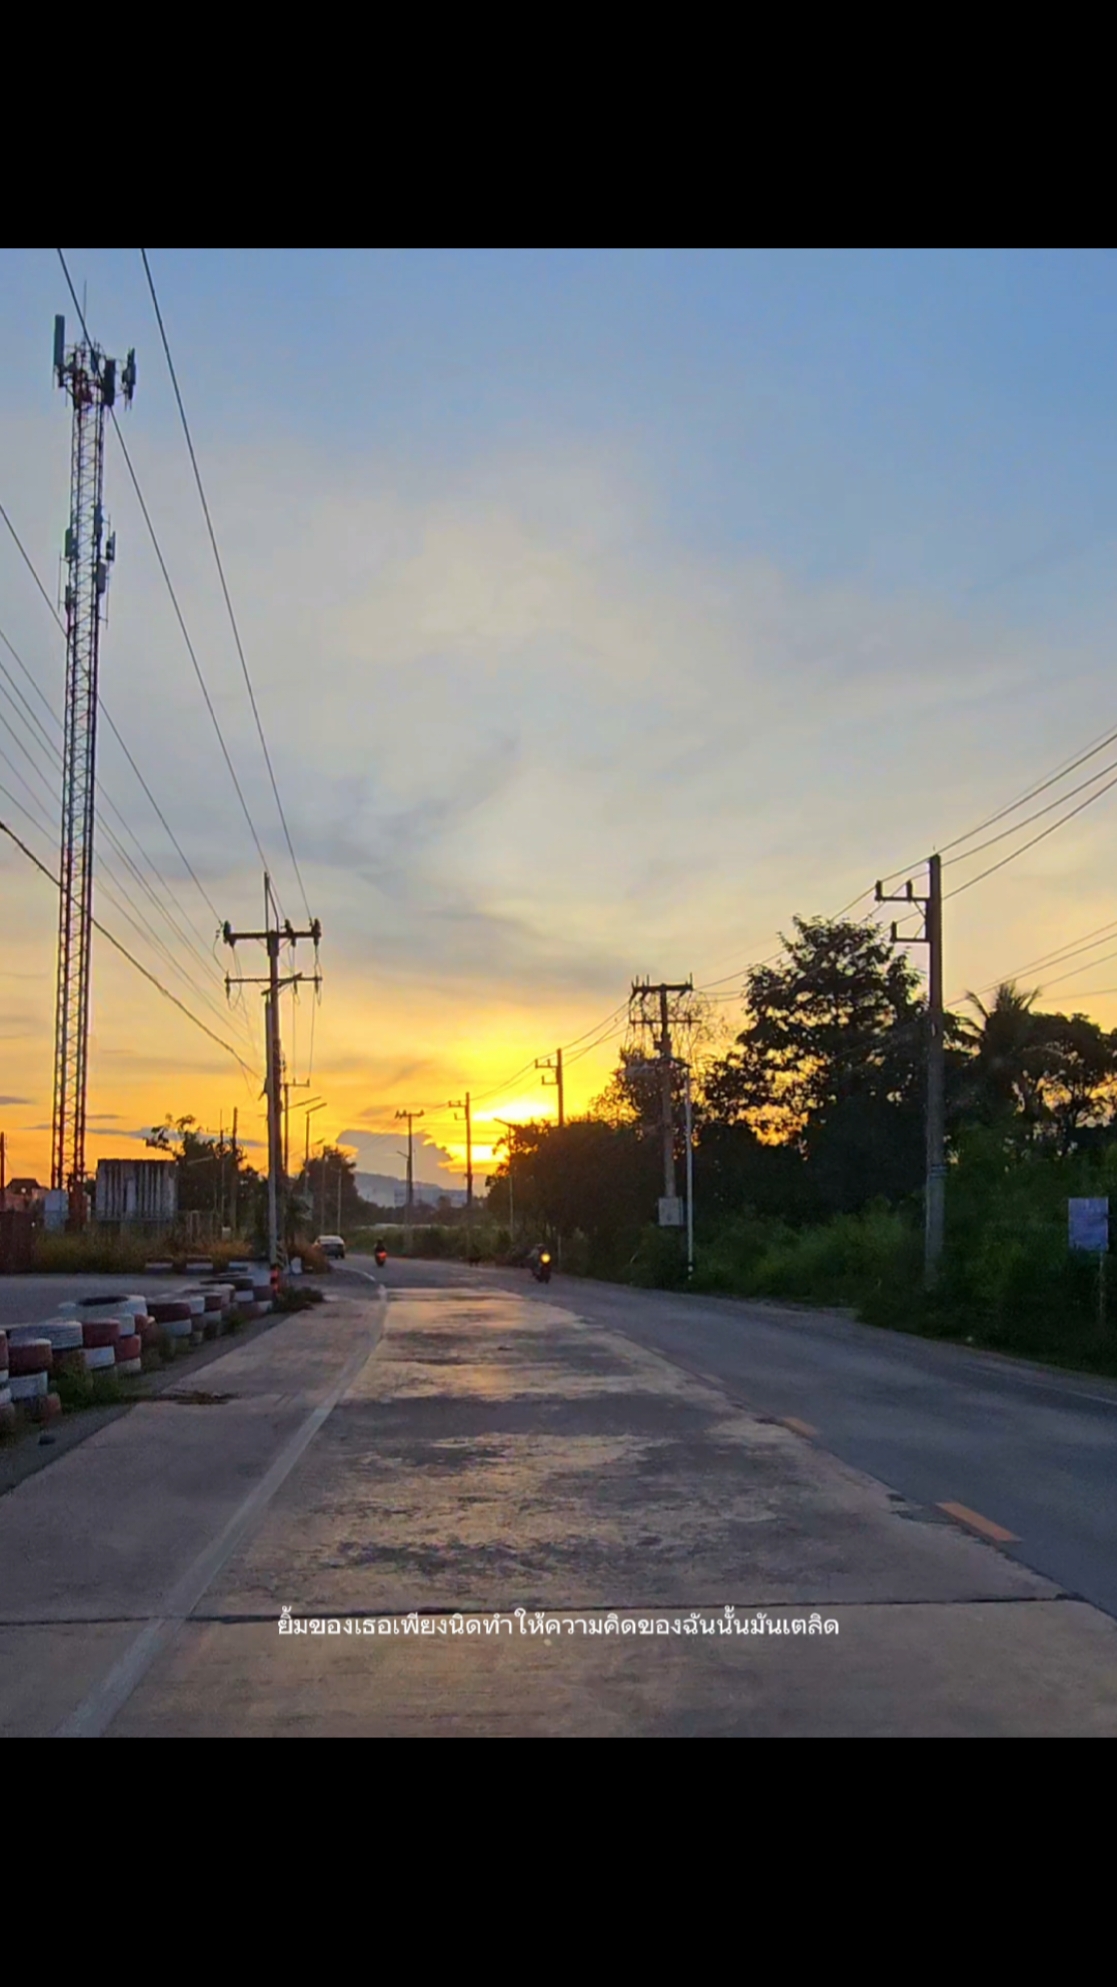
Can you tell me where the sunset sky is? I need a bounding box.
[5,249,1117,1190]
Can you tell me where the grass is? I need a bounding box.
[28,1233,329,1276]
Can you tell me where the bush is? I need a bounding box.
[627,1225,689,1290]
[276,1284,325,1313]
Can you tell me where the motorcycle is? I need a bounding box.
[531,1249,553,1285]
[374,1245,387,1268]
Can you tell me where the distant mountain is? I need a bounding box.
[355,1170,469,1208]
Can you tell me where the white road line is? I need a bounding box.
[56,1297,384,1739]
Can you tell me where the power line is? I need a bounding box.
[0,817,259,1079]
[938,719,1117,859]
[942,751,1117,870]
[0,614,256,1048]
[0,714,252,1060]
[943,767,1117,902]
[561,1000,630,1052]
[1034,946,1117,995]
[140,248,311,924]
[2,505,227,933]
[56,250,286,915]
[963,919,1117,1002]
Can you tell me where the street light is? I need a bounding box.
[301,1102,327,1196]
[492,1120,519,1245]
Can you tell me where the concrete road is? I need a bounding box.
[2,1261,1116,1735]
[353,1255,1117,1619]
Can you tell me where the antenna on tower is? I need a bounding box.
[50,313,136,1226]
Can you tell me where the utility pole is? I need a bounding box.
[448,1093,473,1252]
[629,978,693,1222]
[222,875,321,1271]
[683,1063,695,1281]
[876,856,945,1287]
[50,315,136,1227]
[395,1110,424,1235]
[536,1049,565,1128]
[1,1130,5,1202]
[229,1106,238,1236]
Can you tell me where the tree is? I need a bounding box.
[1036,1012,1117,1151]
[955,985,1117,1150]
[593,1049,688,1139]
[303,1144,363,1232]
[703,917,926,1144]
[486,1116,661,1272]
[956,984,1045,1127]
[144,1113,260,1222]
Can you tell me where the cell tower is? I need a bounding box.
[51,314,136,1221]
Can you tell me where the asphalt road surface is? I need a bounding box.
[342,1254,1117,1620]
[1,1259,1115,1734]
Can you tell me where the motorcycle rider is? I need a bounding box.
[527,1242,553,1282]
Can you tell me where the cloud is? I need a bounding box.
[336,1128,460,1182]
[0,1095,31,1106]
[8,396,1117,1189]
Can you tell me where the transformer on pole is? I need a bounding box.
[50,313,136,1223]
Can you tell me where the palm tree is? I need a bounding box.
[957,982,1045,1125]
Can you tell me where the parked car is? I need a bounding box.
[315,1234,346,1260]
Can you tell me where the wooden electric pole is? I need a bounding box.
[396,1109,425,1237]
[876,856,945,1287]
[222,875,321,1272]
[448,1093,473,1252]
[536,1049,565,1128]
[629,978,693,1219]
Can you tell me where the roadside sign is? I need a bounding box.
[658,1196,684,1227]
[1069,1197,1109,1253]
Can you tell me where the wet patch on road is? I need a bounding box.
[204,1292,1059,1620]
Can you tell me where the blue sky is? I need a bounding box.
[3,248,1117,1182]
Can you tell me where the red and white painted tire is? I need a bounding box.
[9,1340,52,1375]
[76,1294,147,1319]
[29,1390,62,1423]
[82,1320,121,1348]
[10,1319,84,1351]
[115,1357,143,1377]
[115,1335,142,1362]
[148,1301,191,1324]
[82,1345,117,1371]
[164,1318,193,1340]
[10,1370,49,1399]
[0,1383,11,1407]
